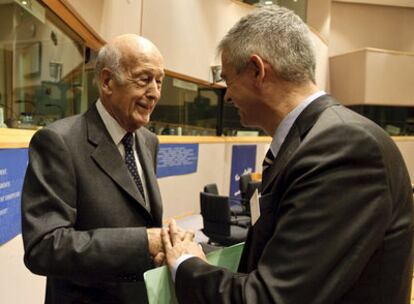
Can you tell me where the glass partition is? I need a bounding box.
[0,0,86,129]
[149,75,264,136]
[222,101,264,137]
[0,0,273,137]
[149,76,222,136]
[348,105,414,136]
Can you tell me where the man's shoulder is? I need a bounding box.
[138,127,158,142]
[34,113,85,143]
[316,103,388,138]
[48,114,83,130]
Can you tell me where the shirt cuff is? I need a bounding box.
[171,254,195,282]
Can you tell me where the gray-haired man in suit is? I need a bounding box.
[22,34,167,303]
[162,6,414,304]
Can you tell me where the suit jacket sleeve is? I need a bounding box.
[175,123,395,304]
[22,128,153,282]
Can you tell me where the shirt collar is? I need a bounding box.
[96,99,129,146]
[269,90,326,158]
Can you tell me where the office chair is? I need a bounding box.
[239,173,252,201]
[202,189,250,227]
[200,192,248,246]
[203,183,219,195]
[203,183,246,216]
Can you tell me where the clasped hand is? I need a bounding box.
[147,219,206,268]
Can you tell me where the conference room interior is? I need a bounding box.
[0,0,414,303]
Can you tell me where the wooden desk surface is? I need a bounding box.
[1,128,414,148]
[0,128,272,148]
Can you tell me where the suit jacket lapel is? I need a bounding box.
[85,105,151,217]
[261,126,300,193]
[261,95,339,194]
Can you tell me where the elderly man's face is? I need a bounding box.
[106,48,164,132]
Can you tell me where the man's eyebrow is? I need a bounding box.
[130,69,164,78]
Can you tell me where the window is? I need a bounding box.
[348,105,414,136]
[149,75,263,136]
[0,0,86,129]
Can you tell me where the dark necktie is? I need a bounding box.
[262,148,275,181]
[122,132,146,203]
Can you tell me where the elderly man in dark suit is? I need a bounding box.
[162,6,414,304]
[22,34,166,303]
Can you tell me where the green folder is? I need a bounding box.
[144,242,244,304]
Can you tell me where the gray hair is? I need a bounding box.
[94,44,125,94]
[218,5,316,84]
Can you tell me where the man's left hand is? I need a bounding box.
[162,219,207,269]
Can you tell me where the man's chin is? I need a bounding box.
[240,118,259,129]
[239,116,251,128]
[127,121,147,131]
[132,114,150,127]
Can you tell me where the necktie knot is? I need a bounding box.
[122,132,134,150]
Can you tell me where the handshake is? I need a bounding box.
[147,219,207,270]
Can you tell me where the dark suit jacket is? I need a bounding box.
[22,104,162,304]
[176,95,414,304]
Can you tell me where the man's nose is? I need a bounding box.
[146,79,161,101]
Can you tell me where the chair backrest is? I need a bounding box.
[200,192,231,236]
[203,183,219,195]
[239,174,252,199]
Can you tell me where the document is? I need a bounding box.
[250,189,260,225]
[144,242,244,304]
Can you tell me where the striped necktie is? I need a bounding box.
[262,148,275,178]
[122,132,146,203]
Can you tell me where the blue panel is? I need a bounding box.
[0,149,28,245]
[157,144,198,178]
[229,145,256,199]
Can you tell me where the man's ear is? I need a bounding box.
[100,68,113,95]
[249,54,266,85]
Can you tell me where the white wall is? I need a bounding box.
[159,143,227,219]
[65,0,142,42]
[311,31,329,91]
[65,0,252,82]
[100,0,142,41]
[68,0,330,89]
[159,140,269,220]
[63,0,104,38]
[330,2,414,56]
[141,0,252,82]
[65,0,330,86]
[0,235,45,303]
[307,0,331,42]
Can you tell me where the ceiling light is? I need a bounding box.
[264,0,273,4]
[22,0,28,4]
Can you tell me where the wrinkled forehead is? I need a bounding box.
[121,47,164,75]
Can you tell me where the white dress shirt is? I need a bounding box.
[268,90,326,159]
